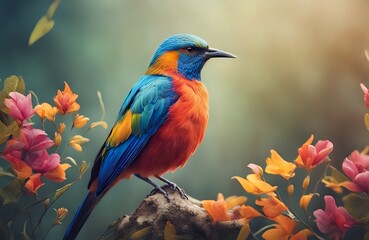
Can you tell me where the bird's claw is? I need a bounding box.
[164,183,188,200]
[148,186,170,202]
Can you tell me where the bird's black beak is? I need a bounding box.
[204,47,237,59]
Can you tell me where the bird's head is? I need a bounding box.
[146,33,236,80]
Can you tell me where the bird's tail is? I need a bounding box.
[63,192,100,240]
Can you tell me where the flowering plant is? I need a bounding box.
[0,76,107,239]
[200,84,369,240]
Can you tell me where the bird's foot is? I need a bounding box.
[164,182,188,200]
[148,186,170,202]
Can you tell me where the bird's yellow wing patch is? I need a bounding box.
[107,110,133,147]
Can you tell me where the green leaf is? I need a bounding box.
[0,167,15,178]
[329,165,349,183]
[46,0,60,19]
[343,193,369,223]
[0,179,23,205]
[0,121,10,144]
[29,0,60,46]
[29,16,55,46]
[97,91,105,120]
[78,161,89,180]
[65,157,78,167]
[21,222,32,240]
[0,91,9,114]
[6,121,20,138]
[54,183,73,201]
[3,75,25,94]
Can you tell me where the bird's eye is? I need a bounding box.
[185,47,194,53]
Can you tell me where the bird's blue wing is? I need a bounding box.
[88,75,178,196]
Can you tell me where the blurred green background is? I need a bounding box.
[2,0,369,239]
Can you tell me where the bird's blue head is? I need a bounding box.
[147,33,236,80]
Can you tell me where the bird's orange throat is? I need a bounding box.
[146,51,179,75]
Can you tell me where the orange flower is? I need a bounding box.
[25,173,45,194]
[69,135,90,152]
[294,135,314,167]
[73,114,89,128]
[237,205,262,222]
[202,193,247,222]
[43,163,71,182]
[295,135,333,171]
[262,215,312,240]
[34,103,59,122]
[265,150,296,180]
[233,174,277,195]
[54,82,80,114]
[5,154,32,179]
[255,196,288,218]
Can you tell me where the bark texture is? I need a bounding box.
[98,186,244,240]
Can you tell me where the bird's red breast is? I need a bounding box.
[123,73,209,178]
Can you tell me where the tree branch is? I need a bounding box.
[98,186,244,240]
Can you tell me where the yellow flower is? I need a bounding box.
[265,150,296,180]
[202,193,247,222]
[73,114,89,128]
[69,135,90,152]
[54,82,80,114]
[255,196,288,218]
[34,102,58,122]
[299,194,317,211]
[54,207,68,225]
[233,174,277,195]
[322,176,343,194]
[262,215,312,240]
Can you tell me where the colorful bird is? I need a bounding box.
[63,33,236,240]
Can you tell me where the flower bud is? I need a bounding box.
[287,184,294,196]
[59,122,66,134]
[54,132,62,147]
[302,175,310,190]
[54,207,68,225]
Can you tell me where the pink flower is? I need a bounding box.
[4,127,54,154]
[346,150,369,172]
[25,150,60,173]
[21,127,54,152]
[4,92,35,122]
[296,139,333,171]
[313,195,356,239]
[342,157,369,195]
[360,83,369,108]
